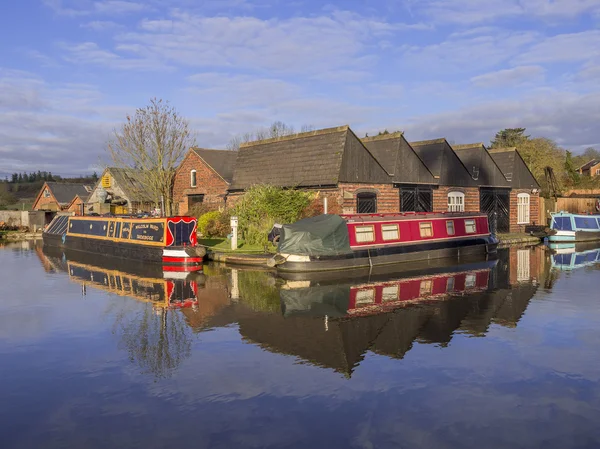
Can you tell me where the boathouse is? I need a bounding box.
[487,147,541,232]
[228,125,395,214]
[32,182,91,213]
[361,132,437,212]
[86,167,156,215]
[453,143,512,232]
[173,148,238,214]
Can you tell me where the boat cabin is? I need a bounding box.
[342,212,491,248]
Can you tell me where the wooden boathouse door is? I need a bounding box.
[399,186,433,212]
[480,188,510,233]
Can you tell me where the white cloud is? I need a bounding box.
[517,30,600,64]
[59,41,168,70]
[81,20,124,31]
[471,66,545,88]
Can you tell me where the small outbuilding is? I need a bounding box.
[32,182,91,213]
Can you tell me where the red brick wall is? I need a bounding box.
[507,245,545,286]
[173,151,230,215]
[509,189,540,233]
[338,183,399,213]
[432,187,480,213]
[67,197,84,215]
[33,185,60,211]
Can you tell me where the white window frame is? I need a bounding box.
[465,219,477,234]
[517,249,530,282]
[595,168,600,176]
[447,191,465,212]
[355,289,375,305]
[517,193,530,224]
[43,188,51,198]
[190,169,197,188]
[446,220,455,236]
[381,224,399,241]
[382,285,399,302]
[355,225,375,243]
[419,222,434,238]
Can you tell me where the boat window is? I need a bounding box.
[465,274,476,288]
[517,193,530,224]
[190,170,197,188]
[553,216,573,231]
[356,192,377,214]
[355,289,375,306]
[419,280,433,296]
[419,222,433,238]
[465,219,477,234]
[574,216,599,230]
[446,277,455,292]
[121,222,132,239]
[446,220,455,236]
[381,224,399,241]
[355,225,375,243]
[382,285,399,302]
[108,221,116,238]
[447,191,465,212]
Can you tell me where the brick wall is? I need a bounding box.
[509,189,540,233]
[432,186,480,213]
[173,151,230,215]
[33,185,60,211]
[507,245,545,286]
[67,197,84,215]
[337,183,399,213]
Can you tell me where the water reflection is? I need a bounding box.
[34,244,554,379]
[549,242,600,271]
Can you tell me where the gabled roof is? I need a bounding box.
[409,138,478,187]
[191,148,238,183]
[488,147,541,189]
[45,182,91,205]
[361,132,436,185]
[229,126,390,190]
[578,159,600,171]
[105,167,155,202]
[453,143,511,188]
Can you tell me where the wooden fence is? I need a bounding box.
[556,197,599,214]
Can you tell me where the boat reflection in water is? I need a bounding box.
[40,246,205,309]
[548,242,600,271]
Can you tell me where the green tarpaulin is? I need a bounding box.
[278,214,352,256]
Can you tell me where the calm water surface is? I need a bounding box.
[1,241,600,449]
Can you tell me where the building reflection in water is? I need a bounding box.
[36,243,564,378]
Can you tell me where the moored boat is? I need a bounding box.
[548,242,600,271]
[268,212,498,272]
[547,211,600,242]
[43,215,205,270]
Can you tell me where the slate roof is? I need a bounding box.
[191,148,238,183]
[106,167,155,202]
[229,126,390,190]
[361,133,436,184]
[578,159,600,171]
[488,148,541,189]
[46,182,91,205]
[409,138,478,187]
[453,143,511,188]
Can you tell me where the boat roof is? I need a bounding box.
[341,212,487,223]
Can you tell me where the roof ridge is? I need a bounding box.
[192,147,235,153]
[453,143,485,150]
[361,131,403,142]
[488,147,517,153]
[239,125,349,148]
[410,138,447,146]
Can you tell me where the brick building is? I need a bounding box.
[454,143,512,232]
[228,126,393,214]
[32,182,91,213]
[173,148,237,214]
[578,159,600,177]
[488,148,541,233]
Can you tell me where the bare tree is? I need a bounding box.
[227,121,314,150]
[108,98,195,216]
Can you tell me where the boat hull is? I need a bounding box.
[547,230,600,243]
[276,236,498,273]
[43,232,204,271]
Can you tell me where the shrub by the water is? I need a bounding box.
[197,211,221,237]
[233,185,313,246]
[205,209,231,238]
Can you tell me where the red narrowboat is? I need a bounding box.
[269,212,498,272]
[43,215,205,271]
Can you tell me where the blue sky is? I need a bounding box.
[1,0,599,177]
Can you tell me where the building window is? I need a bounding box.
[465,219,477,233]
[447,191,465,212]
[190,170,197,188]
[517,249,530,282]
[517,193,530,224]
[43,188,50,198]
[595,168,600,176]
[355,225,375,243]
[356,192,377,213]
[188,194,204,209]
[446,220,455,236]
[381,224,399,241]
[419,222,433,238]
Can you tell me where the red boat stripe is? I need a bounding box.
[163,265,203,272]
[162,256,203,263]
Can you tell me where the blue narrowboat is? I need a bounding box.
[549,243,600,271]
[547,212,600,242]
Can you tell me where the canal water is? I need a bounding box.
[1,241,600,449]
